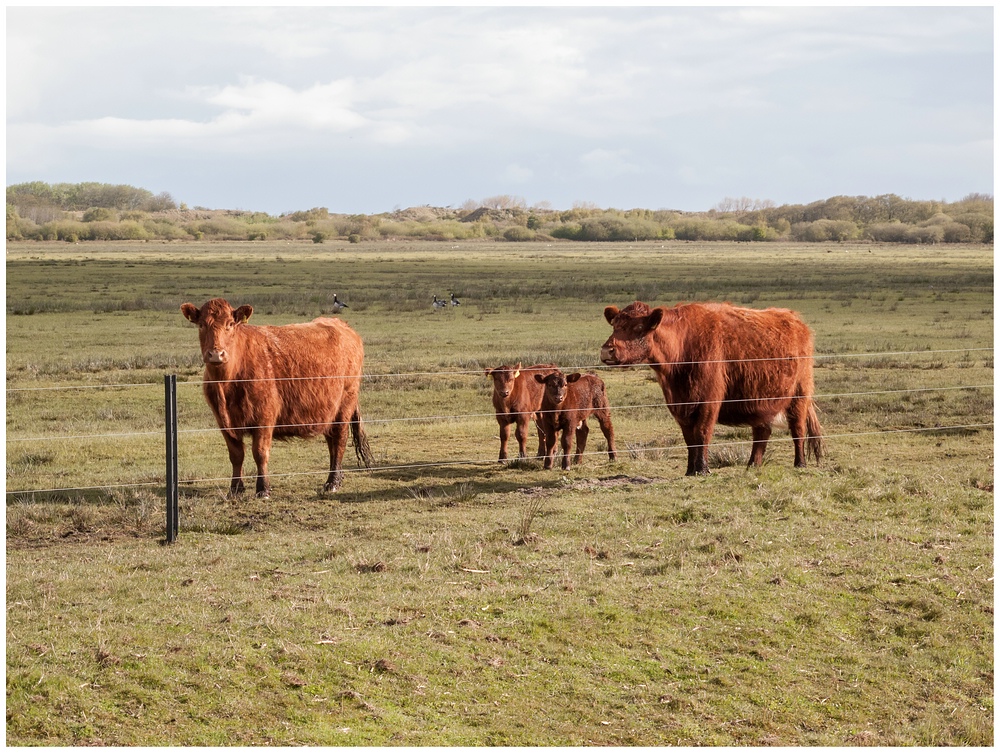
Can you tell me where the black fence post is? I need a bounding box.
[165,374,179,543]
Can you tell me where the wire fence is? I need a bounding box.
[5,347,993,498]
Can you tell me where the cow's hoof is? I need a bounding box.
[322,483,339,494]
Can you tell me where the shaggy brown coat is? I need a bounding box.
[485,363,560,461]
[181,298,372,497]
[601,301,823,475]
[534,372,617,470]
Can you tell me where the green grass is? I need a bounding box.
[5,239,994,745]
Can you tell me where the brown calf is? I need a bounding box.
[181,298,372,497]
[534,372,617,470]
[485,362,560,461]
[601,300,823,475]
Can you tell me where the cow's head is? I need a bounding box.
[600,301,664,366]
[486,362,522,399]
[181,298,253,367]
[535,371,578,405]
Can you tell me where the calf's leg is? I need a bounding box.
[572,420,589,467]
[497,420,511,461]
[514,417,531,459]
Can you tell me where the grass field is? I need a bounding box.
[5,239,994,745]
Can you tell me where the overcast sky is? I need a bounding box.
[6,6,994,215]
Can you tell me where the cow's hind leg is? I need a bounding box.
[324,414,350,493]
[786,398,810,467]
[223,432,246,496]
[749,424,772,467]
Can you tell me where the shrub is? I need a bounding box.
[82,207,116,222]
[503,226,535,242]
[348,233,361,244]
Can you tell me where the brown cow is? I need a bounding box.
[181,298,372,497]
[485,363,560,461]
[534,371,617,470]
[600,301,823,476]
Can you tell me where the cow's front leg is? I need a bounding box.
[251,429,273,498]
[223,432,246,496]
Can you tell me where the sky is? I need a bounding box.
[6,5,994,215]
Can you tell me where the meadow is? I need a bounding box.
[5,239,994,745]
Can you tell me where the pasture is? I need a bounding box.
[5,239,994,745]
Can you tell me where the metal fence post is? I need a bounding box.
[165,374,179,543]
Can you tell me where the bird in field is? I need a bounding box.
[433,295,447,310]
[332,293,348,312]
[450,292,461,306]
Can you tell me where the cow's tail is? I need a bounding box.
[806,400,824,463]
[351,408,374,468]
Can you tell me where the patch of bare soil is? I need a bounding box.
[519,475,661,497]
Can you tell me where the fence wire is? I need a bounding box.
[5,346,994,497]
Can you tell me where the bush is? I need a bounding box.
[82,207,116,222]
[791,219,860,242]
[312,231,328,244]
[348,233,361,244]
[503,226,535,242]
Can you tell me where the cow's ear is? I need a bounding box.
[604,306,620,324]
[566,373,582,383]
[181,303,200,324]
[534,374,547,384]
[485,368,495,377]
[643,308,665,332]
[234,305,253,324]
[513,370,520,379]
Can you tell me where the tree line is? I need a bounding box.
[6,183,993,244]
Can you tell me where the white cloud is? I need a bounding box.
[503,164,534,184]
[5,7,992,213]
[580,149,641,178]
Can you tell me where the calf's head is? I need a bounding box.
[601,301,664,366]
[486,363,522,399]
[535,371,581,406]
[181,298,253,367]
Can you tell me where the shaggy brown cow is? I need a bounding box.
[485,363,560,461]
[534,371,617,470]
[181,298,372,497]
[601,301,823,475]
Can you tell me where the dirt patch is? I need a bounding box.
[519,475,661,497]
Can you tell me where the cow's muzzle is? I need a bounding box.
[600,344,618,365]
[205,349,228,365]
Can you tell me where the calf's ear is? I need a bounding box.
[566,373,582,383]
[234,305,253,324]
[603,306,620,324]
[534,374,547,384]
[181,303,200,323]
